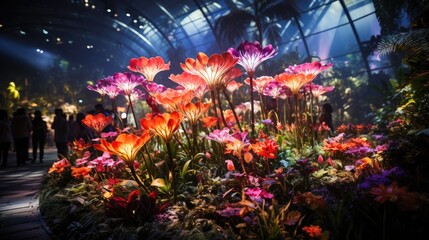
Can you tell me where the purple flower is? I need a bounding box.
[206,128,235,144]
[263,81,287,99]
[142,81,167,95]
[217,207,241,217]
[345,146,374,157]
[245,187,274,203]
[261,119,273,126]
[127,88,146,102]
[112,72,145,95]
[228,41,277,77]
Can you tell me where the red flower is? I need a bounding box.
[128,56,170,81]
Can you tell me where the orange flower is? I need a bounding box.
[169,72,207,93]
[81,113,113,134]
[140,111,182,143]
[71,166,92,178]
[245,76,273,94]
[181,52,238,90]
[252,138,279,159]
[225,159,235,171]
[152,89,194,112]
[302,225,323,238]
[226,80,243,93]
[293,191,326,210]
[178,101,210,125]
[225,139,251,160]
[94,131,152,166]
[275,73,312,95]
[128,56,170,81]
[370,181,409,204]
[355,157,373,171]
[48,158,71,174]
[200,116,217,128]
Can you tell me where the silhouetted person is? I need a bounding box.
[76,112,92,141]
[319,103,334,136]
[52,108,68,159]
[11,108,32,166]
[0,109,12,167]
[32,110,47,163]
[68,115,78,142]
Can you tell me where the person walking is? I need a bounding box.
[0,109,12,167]
[11,108,32,167]
[52,108,68,159]
[31,110,47,163]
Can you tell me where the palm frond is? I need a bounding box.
[375,29,429,65]
[213,10,255,49]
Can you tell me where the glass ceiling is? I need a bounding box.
[0,0,391,82]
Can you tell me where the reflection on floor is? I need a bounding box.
[0,149,57,240]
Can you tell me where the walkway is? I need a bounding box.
[0,148,57,240]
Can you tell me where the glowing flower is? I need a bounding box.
[87,78,109,96]
[285,61,332,82]
[128,56,170,81]
[220,67,242,88]
[228,41,277,77]
[181,52,238,90]
[112,72,145,95]
[275,73,311,95]
[263,81,287,99]
[245,187,274,203]
[305,83,335,99]
[94,131,152,166]
[127,88,146,103]
[244,76,274,94]
[302,225,323,238]
[152,89,194,112]
[140,111,182,143]
[48,158,71,174]
[169,72,207,93]
[178,101,210,125]
[142,81,167,95]
[200,116,218,128]
[81,113,113,134]
[226,80,243,94]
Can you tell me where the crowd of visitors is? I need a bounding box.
[0,104,114,167]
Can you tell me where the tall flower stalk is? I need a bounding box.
[140,111,182,203]
[228,41,277,137]
[94,132,152,195]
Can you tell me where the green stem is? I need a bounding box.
[180,122,193,154]
[130,165,150,195]
[309,84,315,147]
[248,74,256,137]
[165,141,177,203]
[128,95,139,129]
[216,89,227,127]
[222,88,243,132]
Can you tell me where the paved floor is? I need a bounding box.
[0,148,58,240]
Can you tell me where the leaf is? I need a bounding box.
[151,178,166,187]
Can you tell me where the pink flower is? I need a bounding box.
[206,128,235,144]
[245,187,273,203]
[225,160,235,171]
[228,41,277,77]
[112,72,145,95]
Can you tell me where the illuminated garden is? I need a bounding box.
[1,1,428,240]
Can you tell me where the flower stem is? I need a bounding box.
[130,165,150,195]
[249,75,256,137]
[222,88,243,132]
[210,89,221,129]
[216,89,227,127]
[165,141,177,203]
[128,95,139,129]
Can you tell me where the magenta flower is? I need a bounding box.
[228,41,278,77]
[263,81,287,99]
[285,61,333,82]
[112,72,145,95]
[245,187,274,203]
[87,78,110,96]
[142,81,167,95]
[206,128,235,144]
[127,88,146,103]
[304,83,335,99]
